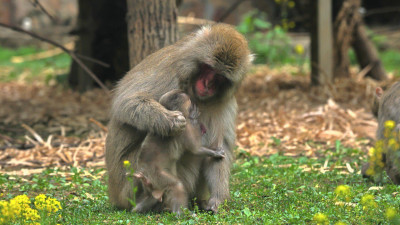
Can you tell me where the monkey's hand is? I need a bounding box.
[111,93,186,136]
[165,110,186,135]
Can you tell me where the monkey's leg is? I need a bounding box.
[197,147,225,159]
[105,123,148,210]
[157,170,188,215]
[112,93,186,136]
[202,144,233,213]
[163,182,188,216]
[132,196,159,213]
[385,150,400,184]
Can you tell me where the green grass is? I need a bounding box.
[0,46,71,82]
[349,49,400,74]
[379,50,400,73]
[1,148,399,224]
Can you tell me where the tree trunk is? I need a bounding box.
[310,0,333,85]
[68,0,129,92]
[332,0,351,78]
[352,23,387,80]
[126,0,178,68]
[332,0,387,81]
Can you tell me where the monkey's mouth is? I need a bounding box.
[195,64,227,98]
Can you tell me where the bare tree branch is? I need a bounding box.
[75,53,110,68]
[217,0,247,23]
[28,0,109,68]
[364,7,400,18]
[0,22,110,94]
[29,0,58,23]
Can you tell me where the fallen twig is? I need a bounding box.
[22,123,45,145]
[356,63,374,80]
[89,118,108,132]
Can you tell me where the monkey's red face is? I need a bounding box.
[194,64,229,100]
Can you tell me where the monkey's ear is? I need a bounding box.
[152,190,164,202]
[375,87,383,98]
[248,54,255,64]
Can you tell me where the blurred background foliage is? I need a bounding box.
[0,0,400,84]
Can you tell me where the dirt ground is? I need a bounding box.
[0,66,392,172]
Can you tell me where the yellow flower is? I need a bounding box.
[295,44,305,55]
[0,200,12,221]
[34,194,47,211]
[34,194,46,203]
[375,140,384,152]
[334,185,351,198]
[388,138,399,150]
[334,222,347,225]
[384,120,395,130]
[11,195,31,207]
[386,207,397,220]
[361,194,374,203]
[34,194,62,214]
[9,195,31,216]
[377,160,385,168]
[368,147,376,157]
[275,0,281,4]
[23,207,40,221]
[288,1,295,8]
[123,160,131,168]
[361,194,377,209]
[365,167,375,176]
[0,194,37,223]
[289,21,295,29]
[48,197,62,213]
[313,213,328,224]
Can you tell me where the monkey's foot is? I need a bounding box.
[205,197,223,213]
[132,197,158,213]
[165,205,185,217]
[214,148,225,159]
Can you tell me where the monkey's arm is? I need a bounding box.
[112,93,186,136]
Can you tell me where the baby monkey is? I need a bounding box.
[132,89,225,215]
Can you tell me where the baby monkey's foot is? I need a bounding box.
[214,147,225,159]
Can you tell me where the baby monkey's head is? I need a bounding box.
[159,89,198,119]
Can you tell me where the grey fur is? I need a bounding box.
[105,24,252,212]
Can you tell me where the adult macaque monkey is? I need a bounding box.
[105,24,253,212]
[362,82,400,184]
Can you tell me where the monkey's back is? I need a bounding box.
[377,82,400,139]
[137,118,202,171]
[139,135,184,166]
